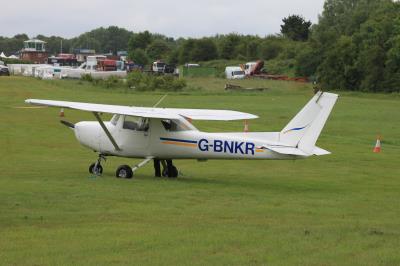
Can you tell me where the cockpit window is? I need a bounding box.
[161,119,195,132]
[123,116,149,131]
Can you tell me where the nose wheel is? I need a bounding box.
[89,154,106,176]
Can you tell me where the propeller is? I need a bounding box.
[60,120,75,129]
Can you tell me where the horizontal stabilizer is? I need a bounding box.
[262,145,310,156]
[313,146,331,156]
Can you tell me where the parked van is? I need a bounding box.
[225,66,245,79]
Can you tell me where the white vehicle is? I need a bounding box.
[80,55,106,71]
[152,61,166,72]
[225,66,245,79]
[62,55,126,79]
[25,92,338,179]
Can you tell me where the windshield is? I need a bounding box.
[156,63,166,67]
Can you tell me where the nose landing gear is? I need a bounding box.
[89,154,106,175]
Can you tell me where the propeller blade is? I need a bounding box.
[60,120,75,128]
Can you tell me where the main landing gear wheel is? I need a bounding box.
[116,165,133,179]
[162,160,178,178]
[161,167,178,178]
[89,163,103,175]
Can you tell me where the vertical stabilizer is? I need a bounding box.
[279,92,338,153]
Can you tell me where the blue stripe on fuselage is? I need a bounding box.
[160,137,198,144]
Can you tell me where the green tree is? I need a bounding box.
[259,39,283,60]
[311,0,399,92]
[295,44,321,77]
[167,48,180,65]
[219,34,241,59]
[246,40,259,60]
[280,15,312,41]
[191,38,218,61]
[178,39,196,63]
[357,45,386,92]
[146,40,170,61]
[129,49,149,66]
[128,31,152,50]
[317,36,359,90]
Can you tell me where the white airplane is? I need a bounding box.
[25,91,338,179]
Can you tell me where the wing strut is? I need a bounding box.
[92,112,121,151]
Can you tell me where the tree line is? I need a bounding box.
[297,0,400,92]
[1,0,399,92]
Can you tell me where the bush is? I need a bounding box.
[2,58,33,64]
[80,74,123,89]
[126,72,186,91]
[103,75,122,88]
[81,74,94,82]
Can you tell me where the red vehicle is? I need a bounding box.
[97,59,117,71]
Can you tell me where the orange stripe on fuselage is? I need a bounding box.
[162,141,197,147]
[256,149,265,153]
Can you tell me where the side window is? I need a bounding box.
[161,119,173,131]
[161,119,194,132]
[123,116,149,131]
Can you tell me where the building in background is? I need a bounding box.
[20,39,48,63]
[20,39,48,64]
[74,49,96,63]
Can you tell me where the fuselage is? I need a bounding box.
[73,115,304,160]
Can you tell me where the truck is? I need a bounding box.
[151,61,176,75]
[244,60,264,76]
[225,66,245,79]
[152,61,166,73]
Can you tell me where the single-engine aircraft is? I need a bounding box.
[25,91,338,179]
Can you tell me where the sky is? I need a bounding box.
[1,0,326,38]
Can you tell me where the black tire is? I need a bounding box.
[169,166,178,178]
[116,165,133,179]
[162,166,178,178]
[89,163,103,175]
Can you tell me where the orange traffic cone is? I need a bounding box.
[59,108,65,117]
[373,136,381,153]
[244,120,249,133]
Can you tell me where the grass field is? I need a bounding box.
[1,76,400,265]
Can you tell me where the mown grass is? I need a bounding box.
[0,76,399,265]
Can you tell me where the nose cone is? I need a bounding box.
[74,122,100,151]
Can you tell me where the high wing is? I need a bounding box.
[25,99,258,121]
